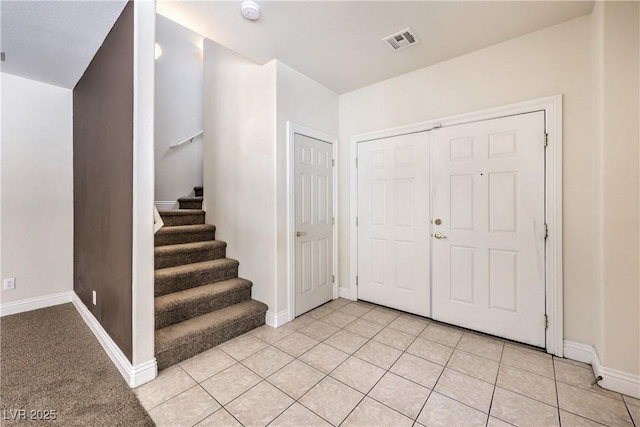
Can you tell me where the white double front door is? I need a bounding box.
[357,112,546,347]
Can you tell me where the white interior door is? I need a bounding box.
[294,133,333,316]
[431,112,546,347]
[357,132,430,317]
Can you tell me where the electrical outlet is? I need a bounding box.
[92,290,97,305]
[3,277,16,290]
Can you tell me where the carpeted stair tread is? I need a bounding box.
[155,278,253,329]
[159,209,205,226]
[194,186,203,197]
[155,258,239,297]
[155,224,215,246]
[155,240,226,269]
[159,209,203,215]
[155,299,268,369]
[178,197,203,210]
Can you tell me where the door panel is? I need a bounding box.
[295,134,333,316]
[357,132,430,317]
[431,112,545,347]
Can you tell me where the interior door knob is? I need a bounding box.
[433,232,447,239]
[296,231,306,237]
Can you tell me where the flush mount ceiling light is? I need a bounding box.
[383,27,419,51]
[241,1,260,21]
[155,43,163,60]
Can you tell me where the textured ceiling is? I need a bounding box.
[0,1,127,89]
[158,1,594,94]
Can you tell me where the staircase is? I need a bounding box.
[154,187,268,370]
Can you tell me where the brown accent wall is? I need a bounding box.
[73,2,134,361]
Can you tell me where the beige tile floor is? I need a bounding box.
[135,299,640,427]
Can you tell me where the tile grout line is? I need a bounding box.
[552,355,562,426]
[485,341,505,426]
[358,319,429,418]
[331,315,428,425]
[297,302,434,425]
[294,303,377,426]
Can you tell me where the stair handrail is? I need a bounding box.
[169,130,204,149]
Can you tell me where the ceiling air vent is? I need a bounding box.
[383,27,419,51]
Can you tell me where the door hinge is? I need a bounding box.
[544,223,549,239]
[544,133,549,147]
[544,314,549,329]
[356,276,359,286]
[332,158,335,167]
[356,217,358,226]
[355,158,358,168]
[332,217,335,226]
[332,275,335,283]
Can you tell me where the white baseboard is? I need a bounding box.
[72,293,157,388]
[563,340,593,364]
[266,309,289,328]
[591,347,640,399]
[0,291,73,317]
[155,201,178,211]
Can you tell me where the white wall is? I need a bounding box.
[274,61,339,315]
[0,73,73,304]
[339,16,596,345]
[202,42,339,319]
[592,1,639,378]
[155,15,204,203]
[203,40,277,310]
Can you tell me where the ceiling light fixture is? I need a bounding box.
[241,1,260,21]
[155,43,163,60]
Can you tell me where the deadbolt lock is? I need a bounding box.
[434,218,442,225]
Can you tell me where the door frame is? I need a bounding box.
[349,95,564,356]
[287,122,339,321]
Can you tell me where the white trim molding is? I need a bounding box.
[563,340,593,364]
[0,291,73,317]
[349,95,564,356]
[155,201,178,211]
[132,0,156,375]
[286,122,339,321]
[266,309,289,328]
[72,293,157,388]
[592,347,640,399]
[563,341,640,398]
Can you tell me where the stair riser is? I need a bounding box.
[155,265,238,297]
[179,200,203,209]
[155,246,226,270]
[154,230,215,246]
[160,213,205,227]
[155,287,251,329]
[156,313,265,370]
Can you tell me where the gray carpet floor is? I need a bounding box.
[0,303,154,426]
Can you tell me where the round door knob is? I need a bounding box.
[296,231,306,237]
